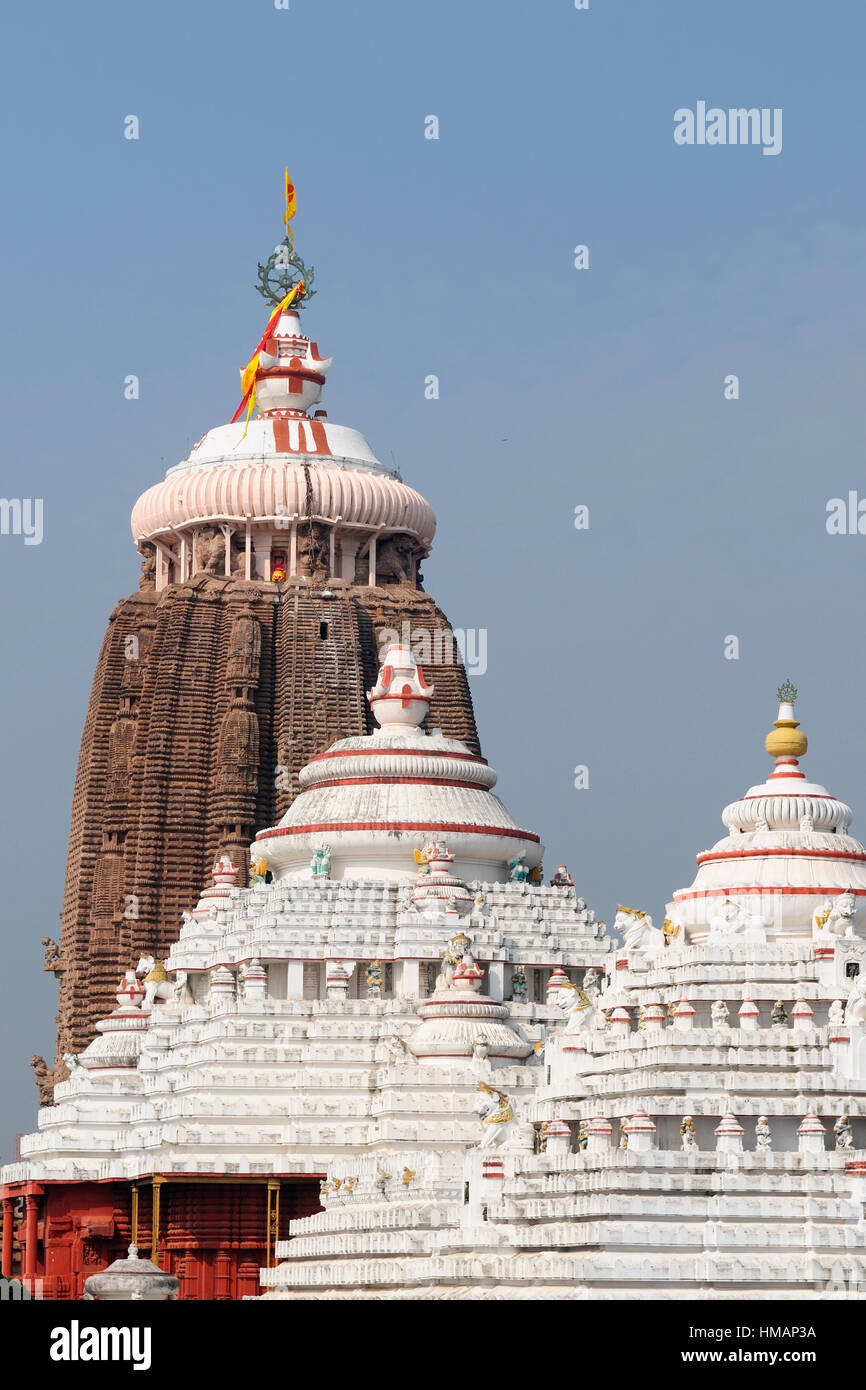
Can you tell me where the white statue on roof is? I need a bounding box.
[815,890,857,939]
[708,899,744,941]
[474,1081,515,1149]
[614,905,665,956]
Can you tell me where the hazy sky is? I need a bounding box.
[2,0,865,1154]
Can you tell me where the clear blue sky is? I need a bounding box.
[2,0,865,1153]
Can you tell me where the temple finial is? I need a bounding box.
[765,682,807,762]
[255,166,316,306]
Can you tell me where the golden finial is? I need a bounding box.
[765,681,808,760]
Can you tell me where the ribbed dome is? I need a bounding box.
[131,458,435,547]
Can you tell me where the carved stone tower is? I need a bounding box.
[54,244,479,1065]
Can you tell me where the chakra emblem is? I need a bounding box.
[256,238,316,306]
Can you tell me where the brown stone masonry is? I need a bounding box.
[54,576,479,1070]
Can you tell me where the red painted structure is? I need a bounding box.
[0,1174,321,1300]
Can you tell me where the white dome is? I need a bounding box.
[253,643,542,884]
[668,697,866,940]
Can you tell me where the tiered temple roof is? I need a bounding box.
[259,692,866,1300]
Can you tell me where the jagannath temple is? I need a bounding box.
[4,180,866,1302]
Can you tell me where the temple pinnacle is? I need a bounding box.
[765,682,807,761]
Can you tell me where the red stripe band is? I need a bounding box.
[257,822,539,842]
[306,776,492,792]
[696,847,866,866]
[308,748,488,766]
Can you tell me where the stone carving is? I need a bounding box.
[708,899,744,941]
[385,1033,409,1063]
[828,999,846,1028]
[511,964,528,1001]
[680,1116,698,1152]
[755,1116,772,1151]
[413,844,436,875]
[844,972,866,1026]
[30,1054,55,1106]
[813,890,857,939]
[770,1001,789,1027]
[508,855,529,883]
[402,1167,416,1186]
[834,1114,855,1151]
[559,985,596,1037]
[474,1081,515,1149]
[613,905,665,956]
[375,535,417,585]
[711,999,730,1028]
[138,544,157,589]
[435,933,471,992]
[172,970,194,1006]
[42,937,63,976]
[365,960,384,999]
[194,527,224,576]
[662,917,681,945]
[249,857,268,885]
[136,955,173,1008]
[310,846,332,879]
[452,946,484,993]
[582,968,600,1002]
[550,865,574,888]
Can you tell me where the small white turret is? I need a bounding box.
[367,644,433,733]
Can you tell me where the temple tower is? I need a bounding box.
[55,229,479,1064]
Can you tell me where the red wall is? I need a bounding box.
[1,1177,321,1300]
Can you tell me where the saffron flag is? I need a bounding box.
[283,167,297,245]
[231,280,305,435]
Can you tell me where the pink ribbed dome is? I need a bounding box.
[131,460,436,546]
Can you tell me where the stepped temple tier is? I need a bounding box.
[253,689,866,1300]
[8,672,866,1300]
[51,237,479,1065]
[1,637,609,1298]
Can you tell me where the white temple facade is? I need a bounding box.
[258,688,866,1300]
[1,646,609,1194]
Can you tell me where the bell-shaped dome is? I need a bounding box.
[253,643,542,884]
